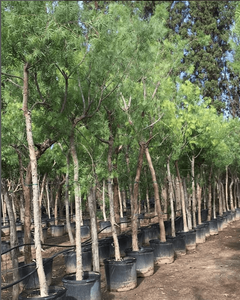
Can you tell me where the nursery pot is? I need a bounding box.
[62,272,101,300]
[194,227,206,244]
[83,219,91,226]
[81,225,90,238]
[149,240,174,264]
[1,224,10,236]
[216,216,224,231]
[164,220,171,236]
[125,247,154,277]
[175,216,183,233]
[235,208,240,220]
[209,219,218,235]
[18,258,53,289]
[104,257,137,292]
[141,226,158,246]
[50,224,65,237]
[42,227,48,240]
[201,209,208,222]
[98,238,112,265]
[18,286,66,300]
[120,216,128,230]
[166,235,186,256]
[118,234,132,256]
[64,222,75,234]
[177,230,196,251]
[201,222,210,237]
[99,220,112,234]
[64,245,92,274]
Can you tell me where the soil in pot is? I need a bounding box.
[18,286,66,300]
[104,257,137,292]
[18,258,53,289]
[125,247,154,277]
[149,240,174,264]
[62,271,101,300]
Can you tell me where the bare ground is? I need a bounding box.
[1,218,240,300]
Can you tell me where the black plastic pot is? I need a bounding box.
[64,222,75,234]
[137,230,143,247]
[83,219,91,226]
[47,218,55,227]
[42,227,48,240]
[1,224,10,236]
[166,235,186,256]
[17,230,24,238]
[175,216,183,233]
[201,222,210,237]
[98,238,112,265]
[18,286,66,300]
[201,209,208,222]
[141,226,158,246]
[125,247,154,277]
[118,234,132,256]
[194,227,206,244]
[50,224,65,237]
[99,220,112,234]
[120,216,128,230]
[177,230,196,251]
[1,241,10,258]
[18,258,53,289]
[149,240,174,264]
[104,257,137,292]
[164,220,172,236]
[64,246,92,274]
[81,225,90,238]
[216,216,224,231]
[62,272,101,300]
[209,219,218,235]
[235,208,240,220]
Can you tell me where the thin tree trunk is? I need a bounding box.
[2,180,19,300]
[118,179,123,218]
[191,156,197,228]
[70,129,82,280]
[88,186,99,272]
[229,178,234,212]
[167,157,175,237]
[207,166,213,221]
[145,147,166,241]
[125,145,134,216]
[196,175,202,225]
[19,192,25,224]
[102,180,107,221]
[225,166,229,211]
[65,151,74,245]
[23,63,48,296]
[217,179,223,216]
[45,179,51,219]
[221,182,227,213]
[175,160,188,232]
[107,137,121,260]
[1,194,7,225]
[213,180,216,219]
[113,177,120,234]
[183,177,192,230]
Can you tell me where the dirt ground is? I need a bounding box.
[1,218,240,300]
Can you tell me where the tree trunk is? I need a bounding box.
[45,179,51,219]
[88,186,100,272]
[207,166,212,221]
[229,178,234,212]
[191,156,197,228]
[196,175,202,225]
[19,192,25,224]
[65,151,74,245]
[70,129,83,280]
[1,193,7,225]
[213,180,216,219]
[145,147,166,241]
[217,178,223,216]
[221,182,227,213]
[102,180,107,221]
[225,166,229,211]
[167,157,175,237]
[125,145,134,216]
[113,177,120,234]
[183,177,192,230]
[2,180,19,300]
[118,179,123,218]
[107,137,121,260]
[23,63,48,296]
[175,160,188,232]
